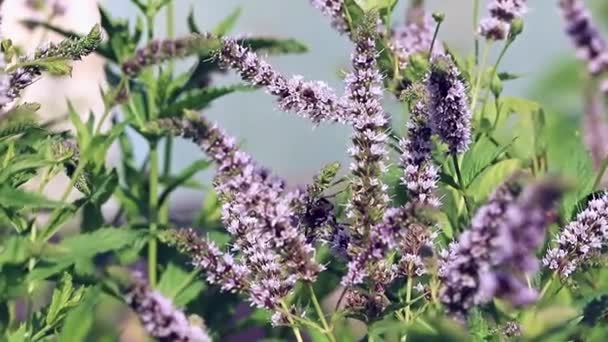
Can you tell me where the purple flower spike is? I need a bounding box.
[427,56,472,155]
[439,182,520,320]
[543,193,608,278]
[218,38,347,124]
[400,87,440,207]
[479,0,528,40]
[343,29,390,241]
[310,0,349,34]
[560,0,608,75]
[125,273,212,342]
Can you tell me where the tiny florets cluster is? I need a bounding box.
[439,182,520,320]
[479,0,528,40]
[559,0,608,76]
[390,9,439,69]
[122,34,216,77]
[310,0,349,34]
[343,30,390,240]
[218,38,347,124]
[399,88,440,207]
[440,179,562,320]
[125,273,212,342]
[164,115,322,313]
[543,194,608,278]
[426,56,472,155]
[3,25,102,107]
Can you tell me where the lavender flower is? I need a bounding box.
[427,56,472,154]
[503,321,522,337]
[124,273,211,342]
[478,0,528,40]
[559,0,608,75]
[543,194,608,278]
[439,181,520,319]
[4,25,102,105]
[172,229,249,292]
[343,29,390,240]
[478,17,510,41]
[582,91,608,171]
[218,38,347,123]
[480,180,563,307]
[400,86,440,207]
[488,0,527,22]
[163,114,322,313]
[122,34,217,77]
[390,8,439,70]
[310,0,349,34]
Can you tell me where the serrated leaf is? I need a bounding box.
[162,84,252,118]
[213,7,242,36]
[467,159,523,202]
[58,287,100,342]
[158,159,212,205]
[0,186,66,209]
[157,263,204,308]
[45,228,145,265]
[240,37,308,55]
[0,236,30,265]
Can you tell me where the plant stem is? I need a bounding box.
[428,21,442,61]
[280,301,304,342]
[473,0,480,65]
[593,154,608,190]
[405,274,413,322]
[538,273,556,301]
[471,43,491,114]
[308,284,336,342]
[148,141,159,286]
[39,160,88,242]
[452,154,472,216]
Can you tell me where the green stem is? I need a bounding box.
[280,301,304,342]
[309,284,336,342]
[593,154,608,190]
[148,141,159,286]
[481,40,513,116]
[452,154,472,217]
[428,21,442,61]
[471,43,491,114]
[39,161,88,242]
[473,0,480,65]
[538,273,556,301]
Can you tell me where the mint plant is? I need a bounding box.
[2,0,608,340]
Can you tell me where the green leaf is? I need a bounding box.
[58,287,100,342]
[461,136,513,188]
[0,186,66,209]
[5,325,26,342]
[240,37,308,55]
[157,263,204,308]
[158,159,212,205]
[67,101,91,150]
[467,159,523,202]
[0,236,30,265]
[187,7,201,33]
[162,84,252,118]
[468,309,491,342]
[354,0,397,12]
[582,294,608,326]
[45,275,84,332]
[213,7,242,36]
[45,228,145,265]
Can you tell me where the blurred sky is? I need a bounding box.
[104,0,574,203]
